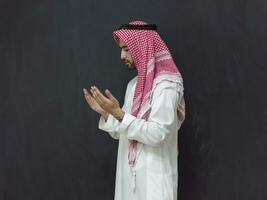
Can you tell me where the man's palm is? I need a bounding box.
[83,88,106,115]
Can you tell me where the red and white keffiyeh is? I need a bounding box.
[113,21,185,168]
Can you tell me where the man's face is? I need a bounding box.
[118,39,136,70]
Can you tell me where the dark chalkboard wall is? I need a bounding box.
[0,0,267,199]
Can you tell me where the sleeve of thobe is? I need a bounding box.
[98,111,122,140]
[115,81,183,147]
[98,79,133,140]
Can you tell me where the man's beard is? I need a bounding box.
[127,65,136,71]
[125,62,136,71]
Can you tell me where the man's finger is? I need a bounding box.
[91,88,105,106]
[89,88,95,98]
[83,88,95,102]
[83,88,90,99]
[92,86,110,104]
[105,89,116,101]
[83,88,88,94]
[83,88,95,106]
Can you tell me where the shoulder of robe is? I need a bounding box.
[153,76,184,95]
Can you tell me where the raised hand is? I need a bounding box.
[90,86,125,120]
[83,88,108,119]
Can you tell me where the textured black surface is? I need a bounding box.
[0,0,267,199]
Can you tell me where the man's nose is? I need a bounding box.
[121,50,126,60]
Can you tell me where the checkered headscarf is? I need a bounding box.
[113,20,185,167]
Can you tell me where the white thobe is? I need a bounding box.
[98,75,184,200]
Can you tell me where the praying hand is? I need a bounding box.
[83,86,125,121]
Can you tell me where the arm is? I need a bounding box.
[98,104,126,140]
[98,79,133,140]
[115,82,183,147]
[83,87,120,139]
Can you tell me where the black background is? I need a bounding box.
[0,0,267,199]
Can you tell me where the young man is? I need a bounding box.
[83,21,185,200]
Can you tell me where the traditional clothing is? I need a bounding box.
[98,21,185,200]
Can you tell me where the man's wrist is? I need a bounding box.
[101,112,109,121]
[113,109,125,122]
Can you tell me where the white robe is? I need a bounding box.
[98,75,184,200]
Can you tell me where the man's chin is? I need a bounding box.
[125,63,134,70]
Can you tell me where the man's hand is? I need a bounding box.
[83,88,109,120]
[90,86,125,121]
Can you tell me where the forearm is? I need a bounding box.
[99,114,120,140]
[98,106,126,140]
[114,85,181,147]
[118,113,171,146]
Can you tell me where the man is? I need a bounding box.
[83,20,185,200]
